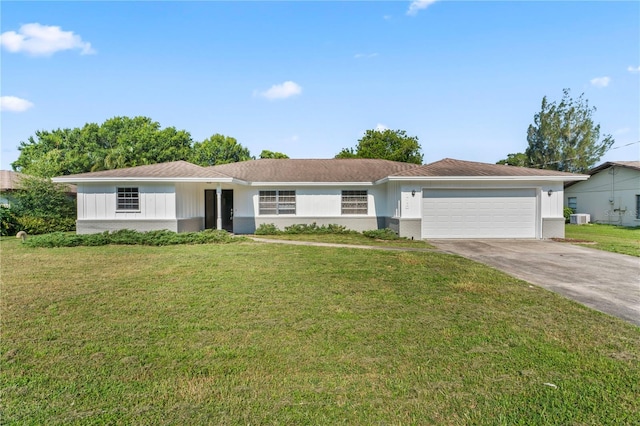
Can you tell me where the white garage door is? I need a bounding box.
[422,189,537,239]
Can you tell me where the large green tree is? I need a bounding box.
[190,134,252,166]
[259,150,289,159]
[12,116,194,177]
[496,152,528,167]
[499,89,614,173]
[335,129,423,164]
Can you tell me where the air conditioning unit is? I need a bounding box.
[570,214,590,225]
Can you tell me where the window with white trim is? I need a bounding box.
[341,190,368,215]
[117,187,139,211]
[259,190,296,215]
[567,197,577,211]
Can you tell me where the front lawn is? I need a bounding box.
[1,238,638,424]
[565,223,640,257]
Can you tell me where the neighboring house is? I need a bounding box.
[0,170,77,207]
[0,170,25,206]
[52,158,588,239]
[565,161,640,227]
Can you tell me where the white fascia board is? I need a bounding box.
[243,181,376,187]
[51,177,234,184]
[381,175,589,184]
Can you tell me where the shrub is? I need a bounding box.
[564,207,575,223]
[0,205,19,236]
[362,228,400,240]
[255,223,281,235]
[283,223,356,235]
[24,229,244,248]
[15,216,75,235]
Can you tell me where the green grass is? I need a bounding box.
[1,237,639,424]
[564,223,640,257]
[252,232,434,249]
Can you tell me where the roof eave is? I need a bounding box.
[385,175,589,182]
[243,181,377,187]
[52,177,234,184]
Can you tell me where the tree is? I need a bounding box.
[496,152,528,167]
[259,150,289,159]
[10,176,76,234]
[335,129,423,164]
[12,116,194,177]
[190,134,252,166]
[524,89,614,173]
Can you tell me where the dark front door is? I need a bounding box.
[204,189,234,232]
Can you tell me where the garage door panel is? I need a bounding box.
[422,189,536,239]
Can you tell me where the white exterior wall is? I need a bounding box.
[175,182,204,219]
[78,183,176,220]
[565,166,640,226]
[397,180,565,220]
[235,185,387,218]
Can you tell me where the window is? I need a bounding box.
[636,195,640,219]
[342,190,368,215]
[259,190,296,215]
[117,187,139,211]
[568,197,577,211]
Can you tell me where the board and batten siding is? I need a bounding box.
[77,183,176,220]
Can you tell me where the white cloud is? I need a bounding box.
[354,52,378,59]
[257,81,302,100]
[0,96,34,112]
[627,65,640,73]
[0,23,95,56]
[407,0,438,16]
[590,76,610,88]
[375,123,389,132]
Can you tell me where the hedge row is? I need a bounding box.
[24,229,245,248]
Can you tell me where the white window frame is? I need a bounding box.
[259,190,296,215]
[341,190,368,215]
[117,187,140,211]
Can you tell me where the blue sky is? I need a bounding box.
[1,1,639,171]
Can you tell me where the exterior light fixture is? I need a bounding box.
[547,189,553,196]
[411,190,416,197]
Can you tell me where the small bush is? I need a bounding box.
[0,205,19,236]
[283,223,356,235]
[362,228,400,240]
[24,229,243,248]
[15,216,75,235]
[255,223,281,235]
[564,207,575,223]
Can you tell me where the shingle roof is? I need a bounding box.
[55,161,231,180]
[0,170,24,191]
[586,161,640,174]
[208,159,420,183]
[53,157,589,184]
[391,158,586,178]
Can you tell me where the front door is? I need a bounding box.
[204,189,234,232]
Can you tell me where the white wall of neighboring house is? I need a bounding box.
[565,166,640,227]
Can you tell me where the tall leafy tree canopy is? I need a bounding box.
[259,150,289,159]
[335,129,423,164]
[190,134,252,166]
[12,116,194,177]
[498,89,614,173]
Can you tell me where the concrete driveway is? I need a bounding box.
[429,239,640,327]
